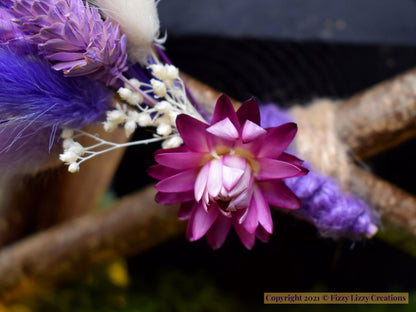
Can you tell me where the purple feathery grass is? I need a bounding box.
[259,103,379,240]
[0,46,113,172]
[0,121,58,177]
[0,48,113,129]
[6,0,128,87]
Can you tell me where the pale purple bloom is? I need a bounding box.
[6,0,128,86]
[149,95,308,249]
[260,103,379,240]
[0,8,22,42]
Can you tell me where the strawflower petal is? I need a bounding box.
[176,114,209,152]
[155,168,199,192]
[256,159,304,180]
[188,204,220,241]
[211,94,240,130]
[155,152,207,170]
[259,180,301,210]
[155,191,194,205]
[206,217,232,249]
[194,162,210,202]
[237,97,260,126]
[206,117,239,141]
[234,222,256,250]
[256,122,298,159]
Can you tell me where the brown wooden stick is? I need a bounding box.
[349,165,416,237]
[336,68,416,159]
[0,185,184,303]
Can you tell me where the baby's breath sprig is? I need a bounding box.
[60,62,205,172]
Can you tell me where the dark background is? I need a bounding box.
[112,1,416,311]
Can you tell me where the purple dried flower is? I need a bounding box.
[6,0,128,86]
[0,8,22,42]
[260,103,379,239]
[149,95,308,249]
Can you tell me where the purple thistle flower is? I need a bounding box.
[6,0,128,86]
[0,47,113,149]
[259,103,379,240]
[0,8,22,42]
[149,95,308,249]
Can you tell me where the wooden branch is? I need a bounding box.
[349,165,416,237]
[0,185,185,303]
[336,68,416,159]
[348,165,416,256]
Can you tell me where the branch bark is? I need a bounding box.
[336,68,416,159]
[0,186,184,302]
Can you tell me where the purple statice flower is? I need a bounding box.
[6,0,128,86]
[149,95,308,249]
[260,103,379,240]
[0,47,112,152]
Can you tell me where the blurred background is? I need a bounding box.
[13,0,416,311]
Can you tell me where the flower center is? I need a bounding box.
[197,154,254,214]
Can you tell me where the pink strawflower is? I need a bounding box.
[149,95,308,249]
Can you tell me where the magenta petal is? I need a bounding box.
[256,122,297,158]
[155,168,198,192]
[195,162,210,201]
[241,120,267,143]
[237,97,260,126]
[176,114,209,152]
[256,226,271,243]
[241,198,258,234]
[278,152,304,166]
[189,204,220,241]
[229,187,253,209]
[229,168,252,198]
[223,154,247,170]
[155,152,206,170]
[233,222,256,249]
[147,164,181,180]
[222,165,244,191]
[253,187,273,233]
[206,117,239,141]
[155,191,195,205]
[206,216,232,249]
[155,145,189,154]
[178,201,194,220]
[259,180,301,210]
[211,95,240,130]
[207,158,223,197]
[256,159,304,180]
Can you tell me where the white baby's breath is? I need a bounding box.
[61,61,205,173]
